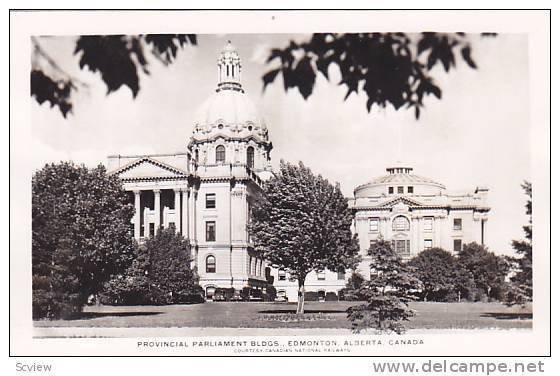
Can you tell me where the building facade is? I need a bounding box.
[107,42,490,303]
[349,164,490,282]
[108,42,273,299]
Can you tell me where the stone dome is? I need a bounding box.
[190,41,269,143]
[193,89,267,134]
[354,165,446,198]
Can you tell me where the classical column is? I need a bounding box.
[154,189,161,232]
[173,188,181,233]
[133,190,141,240]
[181,188,189,238]
[189,187,197,241]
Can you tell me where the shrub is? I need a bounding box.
[265,285,277,302]
[304,291,318,301]
[325,292,339,301]
[100,228,202,305]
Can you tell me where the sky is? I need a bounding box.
[30,33,531,256]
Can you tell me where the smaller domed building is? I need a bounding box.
[349,163,490,280]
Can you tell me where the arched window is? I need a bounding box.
[206,255,216,273]
[392,215,410,231]
[215,145,226,163]
[246,146,254,168]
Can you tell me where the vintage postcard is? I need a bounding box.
[9,10,551,356]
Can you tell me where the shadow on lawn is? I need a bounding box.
[480,312,533,320]
[258,309,347,314]
[67,311,163,320]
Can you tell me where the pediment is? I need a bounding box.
[378,196,424,208]
[111,157,188,179]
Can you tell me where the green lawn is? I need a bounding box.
[34,301,532,330]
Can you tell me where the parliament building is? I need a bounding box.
[107,42,490,302]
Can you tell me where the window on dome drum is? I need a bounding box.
[215,145,226,163]
[397,186,404,194]
[206,255,216,273]
[454,239,462,253]
[424,239,433,250]
[423,217,434,231]
[337,267,346,280]
[317,271,326,280]
[206,193,216,209]
[454,218,463,230]
[195,149,199,162]
[369,217,379,232]
[408,186,414,194]
[278,269,286,281]
[247,146,254,168]
[392,215,410,231]
[388,186,394,194]
[206,221,216,242]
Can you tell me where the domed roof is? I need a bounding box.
[190,41,269,143]
[354,165,446,197]
[193,89,267,131]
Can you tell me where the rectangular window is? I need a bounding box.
[206,221,216,242]
[337,268,345,280]
[423,217,434,231]
[278,269,286,281]
[454,218,463,230]
[317,271,326,280]
[369,218,379,232]
[397,186,404,194]
[454,239,462,253]
[394,240,410,256]
[388,187,394,194]
[407,186,414,194]
[149,223,155,237]
[424,239,433,250]
[206,193,216,209]
[168,222,175,230]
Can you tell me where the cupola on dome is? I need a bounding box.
[191,41,268,142]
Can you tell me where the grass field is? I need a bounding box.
[34,301,532,330]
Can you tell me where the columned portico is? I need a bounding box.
[173,188,181,233]
[181,188,189,237]
[133,190,141,240]
[154,189,161,231]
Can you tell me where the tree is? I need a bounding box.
[505,181,533,305]
[457,242,509,301]
[31,34,197,117]
[340,271,367,301]
[250,161,360,314]
[101,227,202,305]
[263,33,495,119]
[31,33,491,119]
[347,238,420,334]
[32,162,135,319]
[408,247,457,301]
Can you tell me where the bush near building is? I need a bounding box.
[100,227,203,305]
[32,162,135,319]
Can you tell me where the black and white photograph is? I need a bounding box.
[9,10,551,358]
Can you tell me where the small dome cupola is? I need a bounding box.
[386,162,414,175]
[217,40,243,93]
